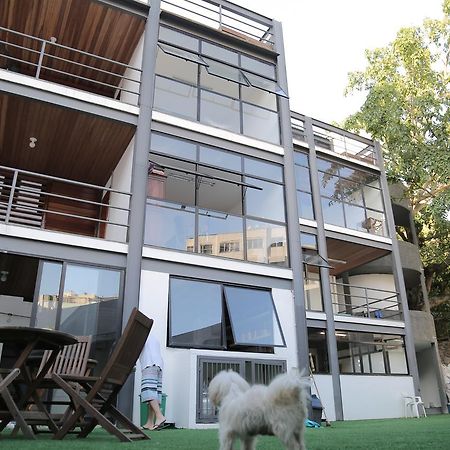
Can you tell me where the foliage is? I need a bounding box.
[344,1,450,298]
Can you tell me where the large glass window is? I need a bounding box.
[336,331,408,375]
[169,277,285,351]
[294,150,315,220]
[145,133,288,266]
[317,157,387,236]
[155,26,282,144]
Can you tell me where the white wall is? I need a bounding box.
[104,138,134,243]
[135,269,298,428]
[311,374,336,422]
[347,274,398,318]
[340,375,415,419]
[118,35,144,106]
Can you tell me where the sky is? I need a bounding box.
[237,0,445,124]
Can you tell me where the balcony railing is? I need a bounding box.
[0,166,131,243]
[0,26,141,104]
[161,0,274,47]
[330,280,402,321]
[291,114,377,166]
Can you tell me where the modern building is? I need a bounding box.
[0,0,446,427]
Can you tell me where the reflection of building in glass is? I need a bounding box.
[185,226,288,264]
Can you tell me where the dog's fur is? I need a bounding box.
[208,368,309,450]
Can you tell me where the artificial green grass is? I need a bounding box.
[0,416,449,449]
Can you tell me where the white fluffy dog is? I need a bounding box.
[208,368,309,450]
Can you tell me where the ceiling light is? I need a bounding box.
[29,137,37,149]
[0,271,8,282]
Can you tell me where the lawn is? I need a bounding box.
[0,416,449,450]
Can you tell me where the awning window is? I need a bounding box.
[203,58,249,86]
[224,286,285,347]
[158,42,208,66]
[243,72,288,98]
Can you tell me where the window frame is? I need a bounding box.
[145,133,288,266]
[168,277,286,351]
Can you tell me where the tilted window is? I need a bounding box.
[168,277,285,351]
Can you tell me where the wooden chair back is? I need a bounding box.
[38,335,92,377]
[91,308,153,393]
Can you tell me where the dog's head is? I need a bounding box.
[208,370,250,407]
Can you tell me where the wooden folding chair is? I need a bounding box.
[52,308,153,442]
[38,336,93,379]
[13,336,93,433]
[0,368,35,438]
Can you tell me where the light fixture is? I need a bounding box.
[29,137,37,149]
[0,270,8,282]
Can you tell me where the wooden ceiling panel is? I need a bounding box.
[0,93,135,185]
[0,0,145,96]
[326,237,390,276]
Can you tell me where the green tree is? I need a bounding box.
[343,1,450,306]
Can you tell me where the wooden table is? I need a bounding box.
[0,327,77,439]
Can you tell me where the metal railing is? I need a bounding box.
[0,165,131,243]
[0,26,142,104]
[291,113,378,166]
[329,279,403,321]
[161,0,274,47]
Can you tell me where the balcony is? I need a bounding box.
[161,0,274,49]
[0,0,144,104]
[0,92,135,243]
[0,165,131,243]
[330,280,402,321]
[292,114,378,166]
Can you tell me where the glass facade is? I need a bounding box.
[317,157,387,236]
[154,26,283,144]
[168,277,285,351]
[336,331,408,375]
[145,133,288,266]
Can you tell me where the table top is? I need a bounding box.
[0,326,77,350]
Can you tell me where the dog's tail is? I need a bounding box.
[266,368,310,410]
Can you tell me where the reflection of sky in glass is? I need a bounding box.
[245,177,285,222]
[224,286,284,346]
[64,265,120,298]
[170,279,222,336]
[38,262,62,295]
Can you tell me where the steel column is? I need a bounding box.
[118,0,161,418]
[304,116,344,420]
[272,21,310,374]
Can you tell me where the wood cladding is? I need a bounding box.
[0,93,135,186]
[44,182,101,237]
[326,237,389,276]
[0,0,145,97]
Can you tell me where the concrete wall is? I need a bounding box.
[416,347,442,408]
[311,374,336,422]
[340,375,415,419]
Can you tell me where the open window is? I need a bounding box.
[168,277,286,352]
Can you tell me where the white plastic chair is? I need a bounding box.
[403,395,427,418]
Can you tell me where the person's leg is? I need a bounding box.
[149,399,166,428]
[144,401,155,429]
[141,366,160,429]
[151,367,165,428]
